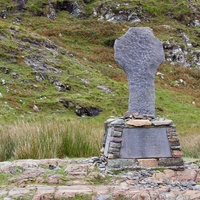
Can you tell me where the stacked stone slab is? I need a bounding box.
[103,116,183,167]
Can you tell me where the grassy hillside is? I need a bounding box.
[0,0,200,160]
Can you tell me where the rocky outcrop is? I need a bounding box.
[1,1,199,71]
[75,106,102,117]
[47,0,56,20]
[1,0,85,18]
[163,33,200,71]
[54,0,84,18]
[0,158,200,199]
[94,2,141,23]
[0,25,104,116]
[0,9,7,19]
[17,0,25,11]
[58,100,102,117]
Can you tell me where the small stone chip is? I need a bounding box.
[111,131,122,137]
[110,137,122,143]
[108,147,120,153]
[109,142,121,148]
[172,150,183,158]
[152,119,172,126]
[107,154,114,159]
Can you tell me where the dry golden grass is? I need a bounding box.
[180,134,200,158]
[1,118,200,160]
[0,119,103,161]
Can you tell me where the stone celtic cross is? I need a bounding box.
[114,27,165,117]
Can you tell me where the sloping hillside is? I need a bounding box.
[0,0,200,158]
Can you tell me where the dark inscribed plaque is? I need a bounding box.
[120,128,171,158]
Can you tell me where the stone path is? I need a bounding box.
[0,158,200,199]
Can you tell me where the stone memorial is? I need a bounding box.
[103,27,183,168]
[114,27,165,117]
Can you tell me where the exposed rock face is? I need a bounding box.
[163,38,200,71]
[75,106,102,117]
[17,0,25,11]
[54,0,84,18]
[0,9,7,19]
[83,0,92,3]
[93,2,200,71]
[103,11,141,23]
[0,26,104,117]
[2,0,84,18]
[95,2,142,23]
[47,0,56,20]
[59,99,74,108]
[114,27,165,117]
[54,81,71,92]
[1,1,199,72]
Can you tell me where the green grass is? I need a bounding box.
[67,194,94,200]
[0,173,9,186]
[156,88,200,133]
[86,173,112,186]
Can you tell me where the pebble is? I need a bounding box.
[97,194,112,200]
[110,119,124,125]
[49,164,61,170]
[193,185,200,190]
[152,119,173,126]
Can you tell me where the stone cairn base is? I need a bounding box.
[102,114,184,170]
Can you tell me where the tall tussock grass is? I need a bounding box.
[0,118,103,161]
[181,134,200,158]
[1,118,199,161]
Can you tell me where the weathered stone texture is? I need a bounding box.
[158,158,184,167]
[114,27,165,117]
[111,130,122,137]
[138,159,158,167]
[126,119,152,126]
